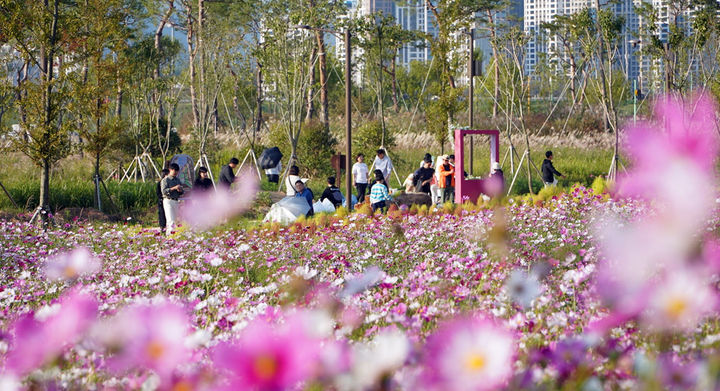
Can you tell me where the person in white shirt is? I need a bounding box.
[352,153,369,203]
[285,165,302,196]
[373,149,393,188]
[265,161,282,184]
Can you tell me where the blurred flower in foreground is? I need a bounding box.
[342,329,409,391]
[595,93,720,332]
[641,268,716,332]
[44,247,101,282]
[504,269,542,309]
[420,316,515,391]
[339,266,384,299]
[4,289,97,376]
[212,313,323,390]
[181,169,259,230]
[98,301,191,382]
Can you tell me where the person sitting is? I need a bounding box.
[194,167,213,192]
[403,173,415,193]
[413,157,435,196]
[369,171,391,213]
[320,176,344,208]
[294,179,314,217]
[438,156,455,203]
[285,165,302,196]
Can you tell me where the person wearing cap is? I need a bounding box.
[219,157,239,189]
[490,162,505,195]
[161,163,184,235]
[438,155,455,203]
[419,152,434,168]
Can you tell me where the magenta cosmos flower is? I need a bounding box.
[4,289,98,376]
[98,301,191,382]
[212,315,323,391]
[420,315,515,391]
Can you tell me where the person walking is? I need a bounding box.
[161,163,184,235]
[352,154,369,203]
[413,157,435,196]
[156,168,169,233]
[320,176,344,208]
[373,149,393,188]
[265,160,282,184]
[194,167,213,192]
[438,156,455,203]
[285,165,302,196]
[369,171,392,213]
[294,180,314,217]
[541,150,565,187]
[219,157,239,189]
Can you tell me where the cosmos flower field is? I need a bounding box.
[2,96,720,390]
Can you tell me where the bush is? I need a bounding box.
[268,120,337,179]
[353,119,396,160]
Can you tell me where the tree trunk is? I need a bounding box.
[315,31,329,129]
[254,63,263,148]
[305,44,317,122]
[39,158,51,218]
[488,10,499,118]
[154,2,173,119]
[390,57,399,112]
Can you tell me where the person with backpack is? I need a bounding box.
[285,165,302,196]
[320,176,344,208]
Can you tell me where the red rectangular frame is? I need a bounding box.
[454,128,501,204]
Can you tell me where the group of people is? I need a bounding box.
[157,157,242,235]
[155,149,565,233]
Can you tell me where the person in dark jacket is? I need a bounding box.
[219,157,239,188]
[194,167,213,192]
[156,168,170,232]
[413,157,435,195]
[294,180,314,217]
[541,150,564,186]
[320,176,344,208]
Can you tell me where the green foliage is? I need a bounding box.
[353,119,396,159]
[591,175,609,195]
[269,120,337,179]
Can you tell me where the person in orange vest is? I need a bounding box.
[438,155,455,204]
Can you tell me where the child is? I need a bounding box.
[369,171,392,213]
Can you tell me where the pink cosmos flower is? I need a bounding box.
[97,302,191,382]
[420,315,515,391]
[180,169,259,230]
[617,93,718,235]
[44,247,101,282]
[595,94,720,327]
[4,289,98,376]
[640,267,716,332]
[212,314,323,390]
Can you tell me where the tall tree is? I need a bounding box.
[0,0,81,223]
